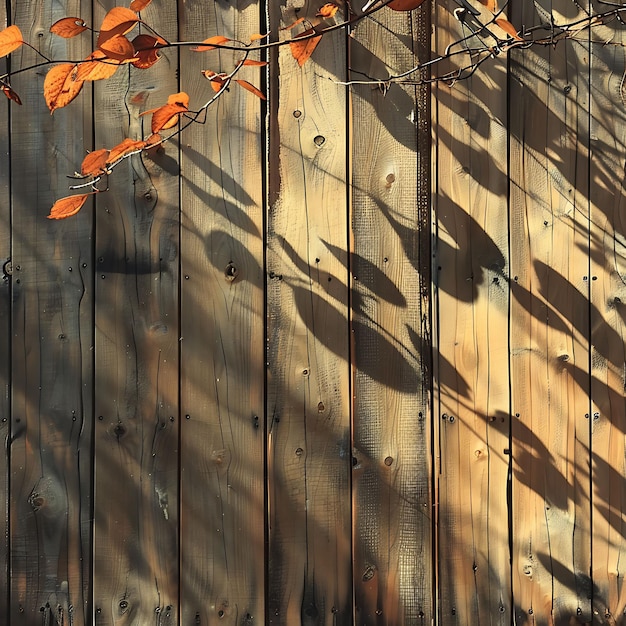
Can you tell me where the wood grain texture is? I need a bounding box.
[266,2,351,623]
[350,5,432,624]
[0,3,10,621]
[92,1,179,623]
[9,1,94,624]
[433,0,511,622]
[509,0,591,622]
[178,2,265,624]
[588,19,626,620]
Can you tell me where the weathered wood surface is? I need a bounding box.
[509,0,592,622]
[0,2,9,620]
[589,17,626,621]
[93,0,179,623]
[351,5,432,624]
[179,1,265,624]
[5,0,626,625]
[266,2,352,623]
[433,0,511,622]
[9,1,94,624]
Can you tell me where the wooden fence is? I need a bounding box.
[1,0,625,624]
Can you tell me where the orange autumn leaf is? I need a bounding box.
[98,7,139,34]
[130,0,153,10]
[201,70,228,92]
[44,63,84,112]
[81,148,110,177]
[48,194,90,219]
[167,91,190,108]
[0,25,23,58]
[495,17,523,40]
[249,33,269,42]
[235,79,266,100]
[194,35,231,52]
[242,59,267,67]
[289,29,322,66]
[477,0,498,12]
[97,7,139,51]
[317,3,339,18]
[150,103,188,133]
[108,138,146,163]
[50,17,88,38]
[98,34,136,61]
[282,17,305,31]
[388,0,427,9]
[131,34,165,69]
[1,83,21,105]
[144,133,162,147]
[75,50,120,81]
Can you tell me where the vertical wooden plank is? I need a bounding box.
[9,0,94,623]
[509,0,591,621]
[92,1,179,623]
[433,0,511,622]
[0,3,10,621]
[178,2,265,624]
[589,18,626,621]
[350,5,432,625]
[266,2,351,624]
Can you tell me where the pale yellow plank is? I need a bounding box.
[589,19,626,621]
[178,2,265,624]
[509,0,591,621]
[266,2,351,623]
[433,0,511,622]
[350,5,432,624]
[93,1,180,623]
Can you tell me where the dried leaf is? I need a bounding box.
[44,63,84,112]
[108,138,147,163]
[388,0,426,9]
[281,17,305,31]
[50,17,88,38]
[249,33,269,42]
[48,194,90,219]
[145,133,162,147]
[131,34,164,69]
[242,59,267,67]
[98,34,136,61]
[289,29,322,66]
[81,148,110,177]
[130,0,153,10]
[0,25,23,58]
[477,0,498,12]
[75,50,120,81]
[97,7,140,51]
[201,70,228,93]
[317,3,339,18]
[194,35,231,52]
[1,83,21,105]
[150,103,187,133]
[235,79,266,100]
[99,7,139,34]
[167,91,190,108]
[495,17,523,40]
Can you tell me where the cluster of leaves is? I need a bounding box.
[0,0,617,218]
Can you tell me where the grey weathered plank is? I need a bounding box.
[433,0,511,622]
[588,18,626,619]
[178,2,265,624]
[266,2,351,624]
[9,0,94,624]
[0,3,10,622]
[509,0,592,621]
[350,4,432,624]
[92,1,180,623]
